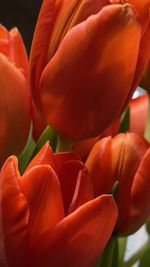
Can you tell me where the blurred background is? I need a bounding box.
[0,0,42,53]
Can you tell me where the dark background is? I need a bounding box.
[0,0,42,53]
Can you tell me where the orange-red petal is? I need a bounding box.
[31,195,118,267]
[0,54,31,166]
[86,137,114,196]
[47,0,110,59]
[9,28,29,79]
[122,147,150,234]
[68,169,93,214]
[130,94,148,136]
[0,25,10,59]
[54,151,80,173]
[57,159,86,213]
[112,133,148,231]
[0,24,9,39]
[32,102,46,141]
[25,143,55,173]
[40,4,141,139]
[132,21,150,93]
[29,0,56,107]
[111,0,150,32]
[19,165,64,248]
[0,156,29,267]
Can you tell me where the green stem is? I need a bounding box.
[144,95,150,142]
[99,236,117,267]
[122,240,150,267]
[56,134,74,152]
[118,237,128,267]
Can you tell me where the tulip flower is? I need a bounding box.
[0,25,31,166]
[30,1,144,140]
[86,132,150,235]
[0,143,118,267]
[130,94,148,136]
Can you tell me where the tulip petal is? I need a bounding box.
[73,120,119,161]
[140,59,150,91]
[122,21,150,112]
[123,148,150,234]
[40,4,141,139]
[54,151,80,172]
[9,28,29,79]
[86,137,115,196]
[0,53,31,166]
[68,169,93,214]
[0,25,10,58]
[130,94,148,136]
[29,0,56,106]
[0,25,29,78]
[32,102,46,140]
[25,143,56,173]
[19,165,64,248]
[133,21,150,88]
[112,133,148,231]
[111,0,150,32]
[0,39,10,58]
[72,136,100,161]
[48,0,110,59]
[31,195,118,267]
[0,24,9,39]
[57,160,86,213]
[0,156,29,267]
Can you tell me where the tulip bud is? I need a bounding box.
[0,25,31,166]
[86,132,150,235]
[30,1,142,140]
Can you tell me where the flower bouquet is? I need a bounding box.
[0,1,150,267]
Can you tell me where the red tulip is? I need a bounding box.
[0,143,118,267]
[30,1,143,140]
[129,94,148,136]
[0,25,31,165]
[86,132,150,235]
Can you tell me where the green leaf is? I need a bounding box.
[119,106,130,133]
[139,242,150,267]
[56,133,74,152]
[18,125,57,174]
[32,125,57,157]
[18,126,36,174]
[111,181,119,199]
